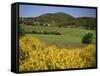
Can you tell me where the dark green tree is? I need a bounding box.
[81,32,93,44]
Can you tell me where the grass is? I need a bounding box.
[20,24,96,48]
[26,34,83,48]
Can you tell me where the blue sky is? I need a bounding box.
[19,5,96,18]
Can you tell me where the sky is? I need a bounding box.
[19,4,96,18]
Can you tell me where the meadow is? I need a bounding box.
[20,25,96,48]
[19,35,96,72]
[19,24,96,72]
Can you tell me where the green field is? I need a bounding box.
[20,25,96,48]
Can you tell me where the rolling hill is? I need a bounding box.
[19,12,96,30]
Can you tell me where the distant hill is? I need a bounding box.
[19,12,96,30]
[76,17,96,30]
[38,12,75,21]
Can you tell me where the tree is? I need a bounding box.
[81,32,93,44]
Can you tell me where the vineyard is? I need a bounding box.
[19,36,96,72]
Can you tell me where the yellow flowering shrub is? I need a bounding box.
[19,36,96,72]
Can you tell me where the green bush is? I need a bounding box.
[81,32,93,44]
[32,30,62,35]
